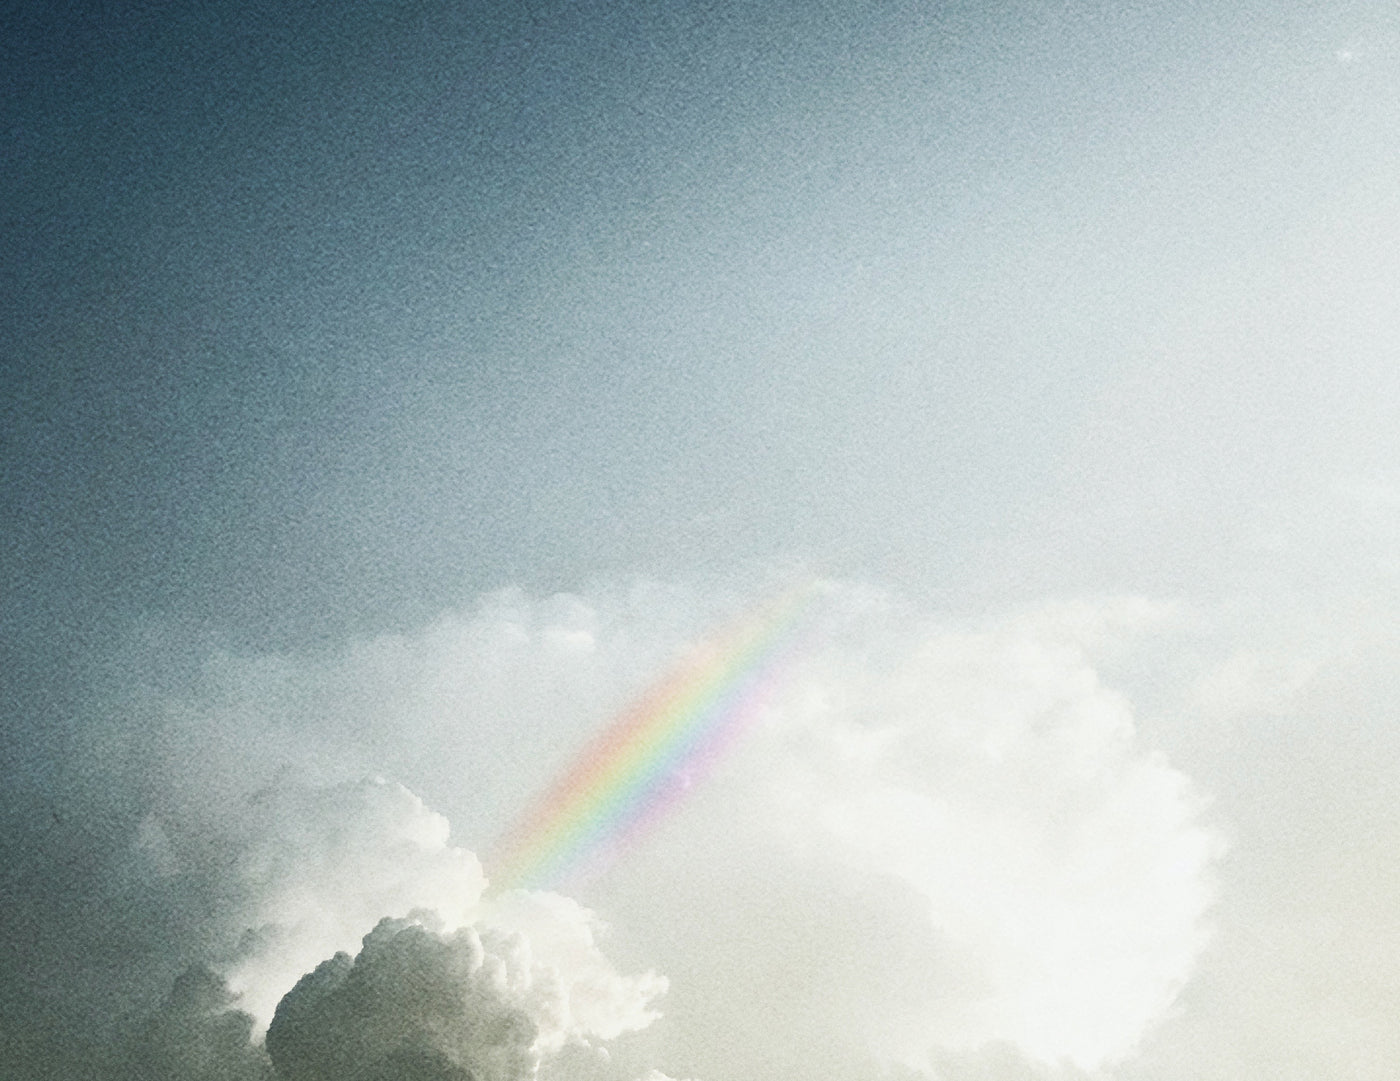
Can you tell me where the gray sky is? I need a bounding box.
[3,1,1398,1079]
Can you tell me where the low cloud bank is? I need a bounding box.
[4,582,1222,1081]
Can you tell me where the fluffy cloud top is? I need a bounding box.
[221,778,487,1029]
[101,779,668,1081]
[267,909,666,1081]
[266,918,539,1081]
[481,890,668,1050]
[17,582,1222,1081]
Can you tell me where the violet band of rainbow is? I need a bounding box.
[486,581,822,891]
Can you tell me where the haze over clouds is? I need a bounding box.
[3,1,1398,1079]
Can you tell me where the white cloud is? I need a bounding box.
[482,890,667,1050]
[59,582,1222,1081]
[220,778,488,1029]
[778,606,1218,1071]
[589,589,1222,1079]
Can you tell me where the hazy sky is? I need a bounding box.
[3,1,1398,1079]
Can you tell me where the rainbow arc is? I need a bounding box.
[487,581,821,891]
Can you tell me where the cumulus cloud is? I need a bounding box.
[593,591,1222,1079]
[266,918,538,1081]
[91,777,666,1081]
[133,773,665,1059]
[220,778,488,1029]
[481,890,668,1050]
[266,911,666,1081]
[13,582,1220,1081]
[769,612,1221,1070]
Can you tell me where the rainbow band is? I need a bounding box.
[487,581,821,891]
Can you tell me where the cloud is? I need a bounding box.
[122,773,665,1051]
[219,778,489,1029]
[829,613,1218,1071]
[266,918,538,1081]
[8,582,1220,1081]
[592,592,1221,1078]
[114,966,272,1081]
[481,890,668,1050]
[266,910,665,1081]
[82,775,666,1081]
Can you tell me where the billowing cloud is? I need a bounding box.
[17,582,1221,1081]
[772,605,1220,1070]
[481,890,668,1050]
[590,591,1222,1079]
[128,773,665,1056]
[266,918,538,1081]
[267,910,666,1081]
[220,778,488,1029]
[87,774,666,1081]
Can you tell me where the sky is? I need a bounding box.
[2,0,1399,1078]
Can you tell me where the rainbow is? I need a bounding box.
[487,581,822,892]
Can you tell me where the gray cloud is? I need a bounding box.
[266,919,538,1081]
[114,968,272,1081]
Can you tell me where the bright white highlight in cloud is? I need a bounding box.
[483,890,668,1050]
[758,602,1221,1070]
